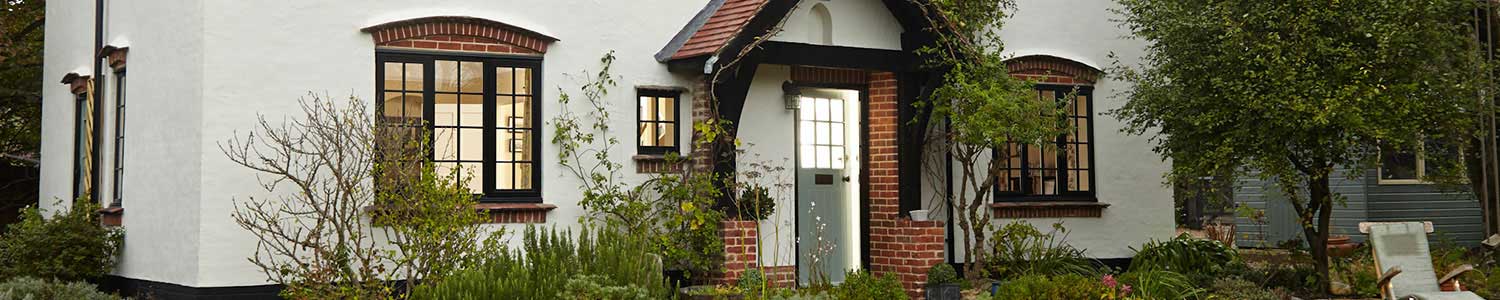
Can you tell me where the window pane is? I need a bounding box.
[639,123,655,147]
[800,121,815,145]
[458,163,482,193]
[383,92,405,119]
[822,122,834,144]
[639,97,654,121]
[495,162,514,190]
[1079,171,1091,191]
[434,94,458,126]
[434,128,458,160]
[460,62,483,93]
[1382,146,1419,180]
[436,60,459,92]
[830,123,844,146]
[459,128,482,161]
[801,145,815,168]
[1079,145,1090,168]
[497,67,516,94]
[831,99,844,122]
[383,63,402,90]
[404,63,424,91]
[659,97,675,122]
[817,145,832,168]
[800,98,814,120]
[515,131,532,161]
[1075,95,1089,117]
[514,97,531,127]
[657,123,674,147]
[460,94,483,126]
[816,98,830,121]
[516,68,533,95]
[515,163,533,189]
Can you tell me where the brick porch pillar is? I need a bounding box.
[712,220,797,287]
[864,72,947,299]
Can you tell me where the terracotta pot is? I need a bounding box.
[1326,235,1359,257]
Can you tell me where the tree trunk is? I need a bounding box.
[1304,173,1333,295]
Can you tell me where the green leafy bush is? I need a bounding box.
[411,226,670,299]
[0,277,120,300]
[1205,277,1279,300]
[738,268,768,297]
[831,270,908,300]
[736,185,776,221]
[926,263,959,286]
[1117,270,1202,300]
[1128,233,1239,284]
[1329,245,1380,298]
[0,199,123,282]
[557,274,653,300]
[992,274,1110,300]
[985,221,1096,280]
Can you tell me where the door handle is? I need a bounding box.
[842,176,850,182]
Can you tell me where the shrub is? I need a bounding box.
[1128,233,1239,284]
[0,277,120,300]
[1205,277,1279,300]
[0,198,123,282]
[411,226,670,299]
[831,270,908,300]
[736,185,776,221]
[557,274,652,300]
[992,273,1111,300]
[1329,245,1380,298]
[1117,270,1202,300]
[985,221,1096,280]
[926,263,959,286]
[738,268,768,296]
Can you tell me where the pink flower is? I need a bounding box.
[1120,284,1132,296]
[1101,274,1118,288]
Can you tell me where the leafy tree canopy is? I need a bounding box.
[0,0,43,166]
[1113,0,1488,190]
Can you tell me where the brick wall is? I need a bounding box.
[714,220,760,285]
[863,72,947,299]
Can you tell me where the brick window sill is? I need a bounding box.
[990,201,1109,218]
[96,206,123,226]
[366,203,554,224]
[634,154,684,174]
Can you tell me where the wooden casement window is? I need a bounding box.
[637,89,680,155]
[74,89,95,201]
[110,70,125,207]
[994,85,1096,201]
[377,51,543,202]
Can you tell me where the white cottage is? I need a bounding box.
[40,0,1173,298]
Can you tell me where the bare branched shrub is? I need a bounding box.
[221,93,492,298]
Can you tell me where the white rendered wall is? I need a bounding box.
[737,65,798,268]
[194,0,706,287]
[773,0,904,50]
[41,0,207,287]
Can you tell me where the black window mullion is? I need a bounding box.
[483,60,496,196]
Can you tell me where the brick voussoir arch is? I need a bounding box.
[362,16,557,54]
[1005,54,1103,84]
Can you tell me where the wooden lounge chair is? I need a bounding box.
[1359,222,1482,300]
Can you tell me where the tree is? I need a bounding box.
[221,93,493,298]
[911,0,1070,280]
[0,0,43,166]
[1112,0,1490,293]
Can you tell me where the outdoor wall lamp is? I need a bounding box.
[782,81,801,110]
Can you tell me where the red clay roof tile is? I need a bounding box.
[669,0,769,60]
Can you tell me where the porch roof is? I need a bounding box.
[655,0,769,62]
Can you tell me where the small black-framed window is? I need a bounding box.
[994,84,1096,202]
[376,50,544,203]
[637,89,681,155]
[74,91,94,201]
[111,70,125,207]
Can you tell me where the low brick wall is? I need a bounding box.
[869,219,946,299]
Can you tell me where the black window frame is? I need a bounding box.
[111,70,125,207]
[376,50,544,203]
[993,84,1097,202]
[636,89,682,155]
[73,91,91,200]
